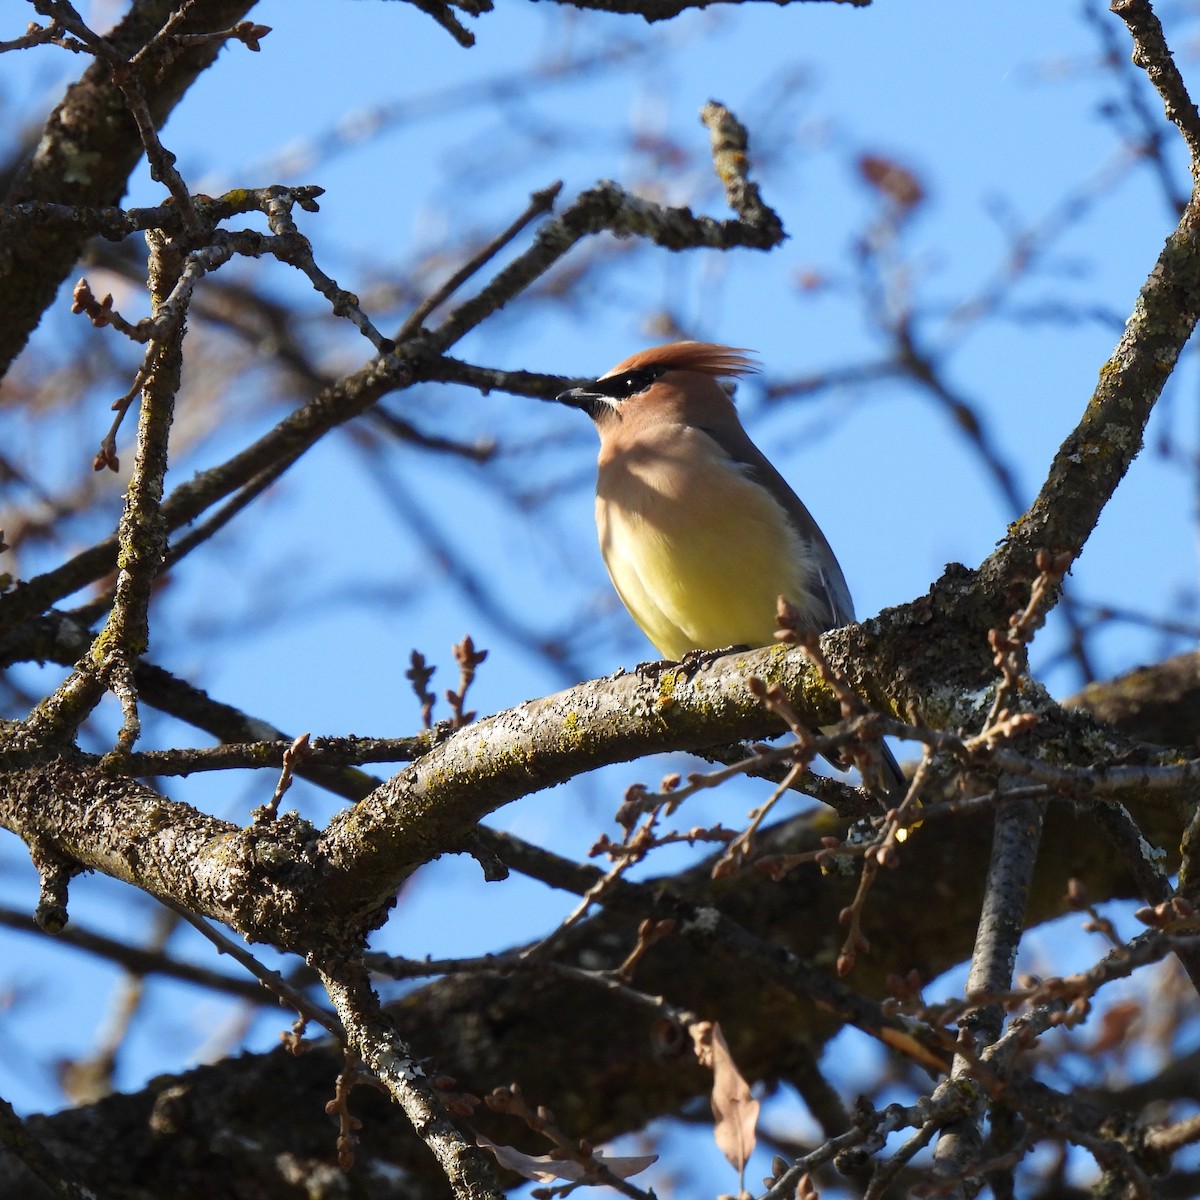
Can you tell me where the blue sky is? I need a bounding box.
[1,2,1197,1187]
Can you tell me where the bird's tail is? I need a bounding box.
[874,742,908,801]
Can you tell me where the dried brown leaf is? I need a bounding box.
[693,1021,759,1174]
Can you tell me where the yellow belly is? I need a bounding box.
[596,431,819,660]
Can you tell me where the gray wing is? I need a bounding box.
[699,418,906,793]
[700,422,856,630]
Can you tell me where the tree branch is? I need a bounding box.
[0,0,261,375]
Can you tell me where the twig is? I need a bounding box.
[1090,800,1200,994]
[0,17,77,54]
[405,0,477,47]
[1144,1112,1200,1155]
[701,100,784,236]
[405,649,438,729]
[711,759,807,878]
[263,194,393,353]
[446,635,487,728]
[484,1082,657,1200]
[253,733,311,823]
[983,550,1069,731]
[1111,0,1200,168]
[887,930,1200,1033]
[161,897,341,1038]
[423,154,785,353]
[760,1102,927,1200]
[396,181,563,342]
[475,828,952,1072]
[22,231,186,751]
[31,1,203,233]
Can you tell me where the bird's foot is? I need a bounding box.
[633,656,675,679]
[632,645,746,681]
[676,644,747,678]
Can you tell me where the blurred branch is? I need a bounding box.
[1068,649,1200,748]
[355,447,591,685]
[0,1091,93,1200]
[57,907,178,1105]
[892,325,1024,515]
[545,0,869,20]
[0,903,279,1004]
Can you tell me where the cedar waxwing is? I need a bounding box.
[555,340,904,792]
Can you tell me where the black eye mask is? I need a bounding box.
[589,365,668,399]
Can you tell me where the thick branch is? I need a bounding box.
[1,632,1188,953]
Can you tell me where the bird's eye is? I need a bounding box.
[592,366,666,400]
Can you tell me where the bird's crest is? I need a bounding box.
[603,341,759,381]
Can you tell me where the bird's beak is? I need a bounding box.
[554,385,593,409]
[553,385,605,419]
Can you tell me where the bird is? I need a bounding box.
[554,340,904,795]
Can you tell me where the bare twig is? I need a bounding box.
[162,898,341,1038]
[21,231,186,751]
[253,733,312,823]
[396,181,563,342]
[1111,0,1200,168]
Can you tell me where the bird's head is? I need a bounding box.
[554,341,759,426]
